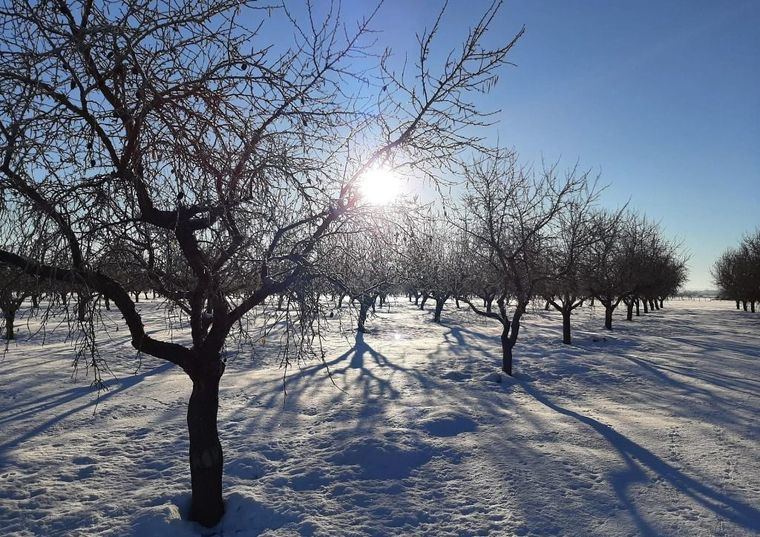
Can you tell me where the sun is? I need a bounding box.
[358,166,402,205]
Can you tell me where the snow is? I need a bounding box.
[1,299,759,536]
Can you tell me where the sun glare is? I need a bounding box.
[358,167,402,205]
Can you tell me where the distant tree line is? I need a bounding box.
[713,230,760,312]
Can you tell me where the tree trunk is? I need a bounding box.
[4,312,15,340]
[752,301,756,313]
[659,298,664,309]
[562,309,572,344]
[649,299,656,311]
[77,294,90,322]
[419,295,428,310]
[736,300,740,310]
[433,297,446,323]
[104,296,111,311]
[31,294,39,309]
[187,365,225,527]
[500,327,513,376]
[414,293,419,305]
[485,298,493,313]
[743,301,748,311]
[544,300,551,311]
[455,298,460,309]
[604,304,613,330]
[626,300,634,321]
[643,299,649,313]
[357,300,371,332]
[635,299,640,316]
[134,291,140,303]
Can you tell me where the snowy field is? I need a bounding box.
[0,299,758,536]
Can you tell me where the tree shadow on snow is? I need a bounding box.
[521,382,760,536]
[0,362,174,461]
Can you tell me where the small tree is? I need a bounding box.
[458,150,593,374]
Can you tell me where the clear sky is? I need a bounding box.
[335,0,760,290]
[256,1,759,289]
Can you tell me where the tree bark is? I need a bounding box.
[659,298,664,309]
[77,293,90,322]
[635,299,640,316]
[561,309,572,344]
[4,312,15,340]
[187,362,225,527]
[433,297,446,323]
[419,295,428,310]
[643,299,649,313]
[604,304,613,330]
[626,300,634,321]
[357,299,371,332]
[752,301,756,313]
[500,327,513,376]
[736,300,740,310]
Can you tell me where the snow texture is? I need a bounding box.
[1,298,758,536]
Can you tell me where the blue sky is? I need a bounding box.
[275,1,760,289]
[492,0,760,290]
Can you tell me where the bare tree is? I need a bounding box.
[713,230,760,311]
[457,149,594,375]
[540,193,600,344]
[0,0,521,525]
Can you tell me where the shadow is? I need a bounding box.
[521,382,760,535]
[0,362,174,460]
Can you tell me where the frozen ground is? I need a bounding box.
[0,299,758,536]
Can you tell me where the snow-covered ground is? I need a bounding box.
[1,299,758,536]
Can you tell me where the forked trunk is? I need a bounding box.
[187,362,225,527]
